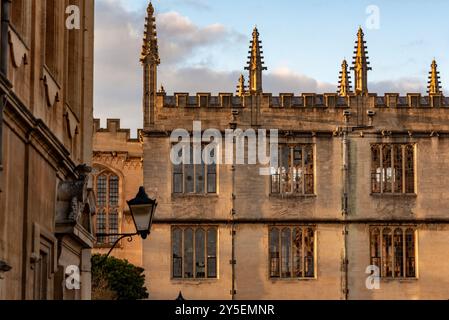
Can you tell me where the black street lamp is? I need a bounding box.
[96,187,157,259]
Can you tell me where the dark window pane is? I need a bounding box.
[184,229,194,278]
[196,162,205,194]
[185,147,194,193]
[207,229,217,278]
[269,228,280,278]
[109,209,119,243]
[195,229,206,278]
[109,175,119,206]
[281,228,291,278]
[382,228,393,277]
[293,228,303,278]
[405,229,416,278]
[280,146,291,193]
[382,145,392,193]
[405,145,415,193]
[293,147,303,194]
[304,228,315,278]
[371,145,381,193]
[370,228,381,270]
[393,229,404,277]
[393,146,403,193]
[97,175,107,207]
[96,209,107,244]
[304,146,314,194]
[172,228,183,278]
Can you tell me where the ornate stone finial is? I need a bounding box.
[236,74,247,97]
[428,59,442,95]
[141,1,160,65]
[351,27,371,96]
[338,59,352,97]
[244,26,267,94]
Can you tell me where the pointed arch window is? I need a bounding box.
[370,227,417,279]
[93,168,120,245]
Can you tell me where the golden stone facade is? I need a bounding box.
[0,0,95,300]
[92,3,449,300]
[92,119,143,267]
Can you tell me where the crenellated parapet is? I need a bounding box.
[93,119,143,169]
[156,92,448,109]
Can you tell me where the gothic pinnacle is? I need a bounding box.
[236,74,247,97]
[338,59,352,97]
[245,26,267,93]
[141,1,160,65]
[351,27,371,95]
[428,59,442,95]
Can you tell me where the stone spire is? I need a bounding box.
[428,59,442,95]
[236,74,247,97]
[140,2,160,65]
[351,27,371,96]
[142,2,159,128]
[338,59,352,97]
[245,27,267,94]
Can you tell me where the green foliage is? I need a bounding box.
[91,254,149,300]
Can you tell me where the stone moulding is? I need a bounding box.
[8,28,28,69]
[42,67,60,108]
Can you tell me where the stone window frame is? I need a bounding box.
[271,144,315,196]
[92,166,122,247]
[370,143,416,195]
[370,226,418,279]
[31,223,57,300]
[268,226,317,280]
[171,226,218,280]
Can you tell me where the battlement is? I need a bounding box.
[156,92,448,109]
[93,119,142,143]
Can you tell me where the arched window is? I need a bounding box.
[370,227,417,279]
[93,168,120,245]
[269,226,316,279]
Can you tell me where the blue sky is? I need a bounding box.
[94,0,449,133]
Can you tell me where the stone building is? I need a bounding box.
[92,119,143,267]
[0,0,95,300]
[95,2,449,300]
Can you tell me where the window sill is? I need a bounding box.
[370,193,417,198]
[380,278,418,283]
[269,193,317,199]
[269,277,317,282]
[172,193,219,199]
[171,278,219,284]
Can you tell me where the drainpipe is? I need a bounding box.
[0,0,11,192]
[0,0,10,75]
[341,111,351,300]
[230,110,238,301]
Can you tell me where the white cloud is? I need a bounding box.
[94,0,444,135]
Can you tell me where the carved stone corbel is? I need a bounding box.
[8,28,28,68]
[42,68,60,108]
